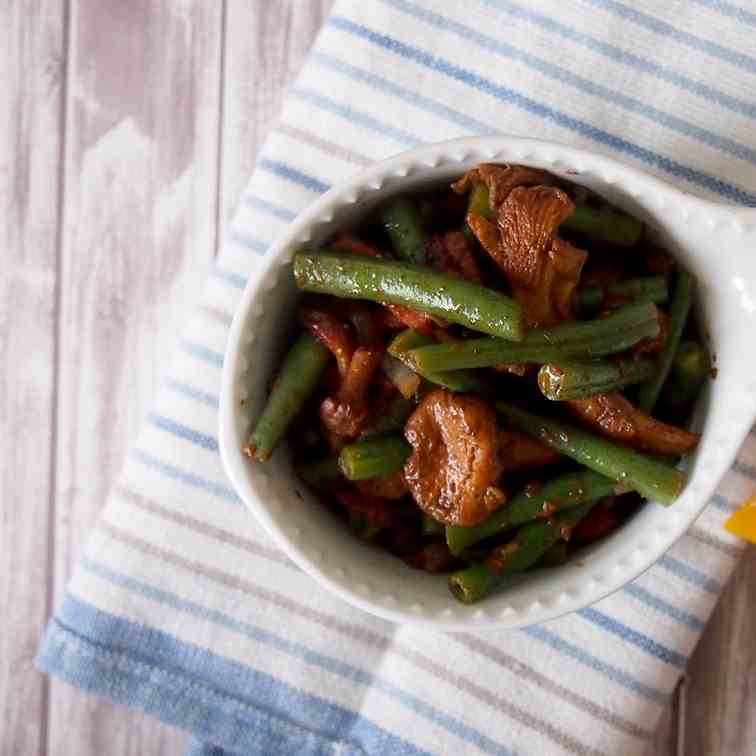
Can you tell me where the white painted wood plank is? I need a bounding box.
[684,549,756,756]
[46,1,224,754]
[220,0,334,226]
[0,1,65,753]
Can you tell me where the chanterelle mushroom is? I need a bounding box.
[452,162,556,212]
[403,389,504,526]
[568,392,700,455]
[468,185,587,327]
[320,346,384,439]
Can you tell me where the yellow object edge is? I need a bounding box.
[724,495,756,544]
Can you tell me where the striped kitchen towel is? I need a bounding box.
[37,1,756,754]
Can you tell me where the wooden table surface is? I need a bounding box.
[2,2,754,754]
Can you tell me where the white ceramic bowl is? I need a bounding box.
[220,136,756,629]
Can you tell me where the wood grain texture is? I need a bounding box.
[220,0,334,227]
[645,680,679,756]
[2,0,755,754]
[46,2,333,754]
[46,1,223,754]
[0,2,65,754]
[684,549,756,756]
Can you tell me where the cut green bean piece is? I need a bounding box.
[496,402,685,505]
[245,333,330,461]
[294,251,525,341]
[538,358,656,401]
[448,501,596,604]
[638,271,694,413]
[448,563,499,605]
[446,469,616,555]
[296,456,342,486]
[407,301,659,372]
[486,500,596,575]
[338,435,411,481]
[380,197,426,264]
[576,275,668,311]
[388,330,487,394]
[465,183,643,246]
[671,341,711,403]
[467,182,494,220]
[562,204,643,246]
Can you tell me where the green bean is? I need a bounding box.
[366,394,414,436]
[562,204,643,246]
[338,435,411,481]
[380,197,426,264]
[668,340,710,406]
[466,182,494,220]
[406,301,659,372]
[294,251,525,341]
[638,270,694,413]
[537,358,656,401]
[296,456,342,486]
[448,501,596,604]
[244,333,330,461]
[388,330,487,394]
[446,469,617,555]
[496,403,685,505]
[448,563,499,605]
[576,275,668,311]
[463,183,642,245]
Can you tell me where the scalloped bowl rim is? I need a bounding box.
[219,136,756,629]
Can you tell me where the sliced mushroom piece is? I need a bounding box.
[452,163,556,212]
[426,231,483,284]
[568,392,700,455]
[320,345,384,439]
[498,429,562,474]
[356,470,409,501]
[300,306,355,377]
[404,389,504,526]
[470,186,587,327]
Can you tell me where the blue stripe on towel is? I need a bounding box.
[689,0,756,27]
[133,450,241,505]
[584,0,756,75]
[258,158,331,194]
[622,584,705,631]
[311,52,493,134]
[577,608,687,667]
[148,415,219,453]
[523,626,667,702]
[165,380,220,409]
[658,555,721,593]
[181,341,224,368]
[478,0,756,120]
[329,16,756,204]
[382,0,756,165]
[211,268,249,290]
[65,570,515,756]
[38,594,430,756]
[292,87,421,146]
[244,196,298,222]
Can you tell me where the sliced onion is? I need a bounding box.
[382,354,421,399]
